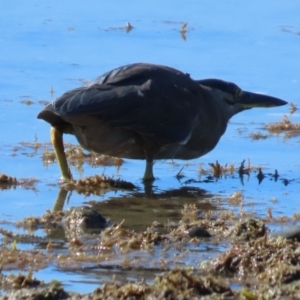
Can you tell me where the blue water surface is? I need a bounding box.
[0,0,300,294]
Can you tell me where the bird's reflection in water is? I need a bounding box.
[51,184,214,232]
[52,188,70,212]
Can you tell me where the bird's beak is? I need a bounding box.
[239,91,287,109]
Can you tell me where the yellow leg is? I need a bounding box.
[50,127,72,180]
[143,159,155,181]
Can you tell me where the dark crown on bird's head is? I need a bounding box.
[197,78,244,106]
[198,78,241,97]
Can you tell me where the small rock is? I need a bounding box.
[62,206,107,235]
[188,226,211,238]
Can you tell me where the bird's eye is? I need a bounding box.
[234,88,242,98]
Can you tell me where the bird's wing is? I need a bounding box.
[51,78,200,145]
[52,84,140,120]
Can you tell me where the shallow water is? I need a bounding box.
[0,0,300,294]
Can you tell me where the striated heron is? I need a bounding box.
[37,63,287,181]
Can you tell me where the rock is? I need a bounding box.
[188,226,211,238]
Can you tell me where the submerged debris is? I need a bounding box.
[250,132,268,140]
[289,102,298,115]
[41,143,124,170]
[103,22,135,33]
[125,21,133,33]
[180,22,188,33]
[228,191,244,206]
[20,99,34,106]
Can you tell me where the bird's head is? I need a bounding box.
[197,79,287,118]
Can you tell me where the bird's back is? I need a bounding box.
[89,63,195,88]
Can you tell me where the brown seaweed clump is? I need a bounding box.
[205,222,300,283]
[267,115,300,138]
[208,160,236,178]
[0,173,17,190]
[153,269,234,299]
[0,173,37,191]
[90,269,234,299]
[0,173,17,184]
[233,219,266,241]
[63,175,135,195]
[100,221,159,253]
[3,271,41,289]
[1,275,70,299]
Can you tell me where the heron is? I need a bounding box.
[37,63,287,181]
